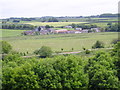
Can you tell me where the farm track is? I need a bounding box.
[22,48,113,58]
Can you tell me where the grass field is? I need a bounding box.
[2,29,118,54]
[0,29,25,38]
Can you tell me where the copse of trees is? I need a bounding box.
[13,20,20,22]
[48,17,59,22]
[41,17,59,22]
[70,23,97,29]
[99,13,118,18]
[45,25,54,28]
[105,23,119,32]
[2,24,37,30]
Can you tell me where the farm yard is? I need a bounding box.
[2,29,118,54]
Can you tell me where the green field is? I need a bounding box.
[2,29,118,53]
[0,29,25,38]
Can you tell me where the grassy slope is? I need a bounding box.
[2,31,118,53]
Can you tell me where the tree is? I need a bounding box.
[87,52,119,88]
[107,22,112,26]
[38,26,41,31]
[92,40,104,49]
[61,48,63,51]
[35,55,89,88]
[85,49,90,54]
[72,48,74,51]
[2,58,40,89]
[105,24,119,32]
[34,46,52,58]
[45,25,51,29]
[111,39,120,44]
[0,41,12,54]
[71,23,76,28]
[111,42,120,80]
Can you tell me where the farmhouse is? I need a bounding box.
[64,26,72,28]
[40,30,49,35]
[91,28,100,32]
[82,29,89,33]
[23,30,35,35]
[54,29,68,34]
[75,31,82,34]
[67,30,76,34]
[75,28,82,30]
[23,25,101,35]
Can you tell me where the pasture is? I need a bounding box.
[2,29,118,54]
[0,29,25,38]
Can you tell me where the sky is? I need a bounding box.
[0,0,119,18]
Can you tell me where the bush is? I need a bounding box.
[85,49,90,54]
[0,41,12,54]
[61,48,64,51]
[92,40,104,49]
[82,47,86,50]
[111,39,120,44]
[34,46,52,58]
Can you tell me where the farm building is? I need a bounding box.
[67,30,76,34]
[91,28,100,32]
[40,30,49,35]
[64,26,72,28]
[82,30,89,33]
[54,29,68,34]
[23,30,35,35]
[75,28,82,30]
[75,31,82,34]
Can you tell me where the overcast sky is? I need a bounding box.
[0,0,119,18]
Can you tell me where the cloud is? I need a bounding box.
[0,0,119,18]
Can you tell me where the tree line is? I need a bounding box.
[105,23,120,32]
[66,23,97,29]
[2,24,37,30]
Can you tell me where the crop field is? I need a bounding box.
[2,29,118,54]
[23,22,87,27]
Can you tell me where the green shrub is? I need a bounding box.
[0,41,12,54]
[85,49,90,54]
[34,46,52,58]
[92,40,104,49]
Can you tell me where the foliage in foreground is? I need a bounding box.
[2,42,120,89]
[0,41,12,54]
[2,55,88,89]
